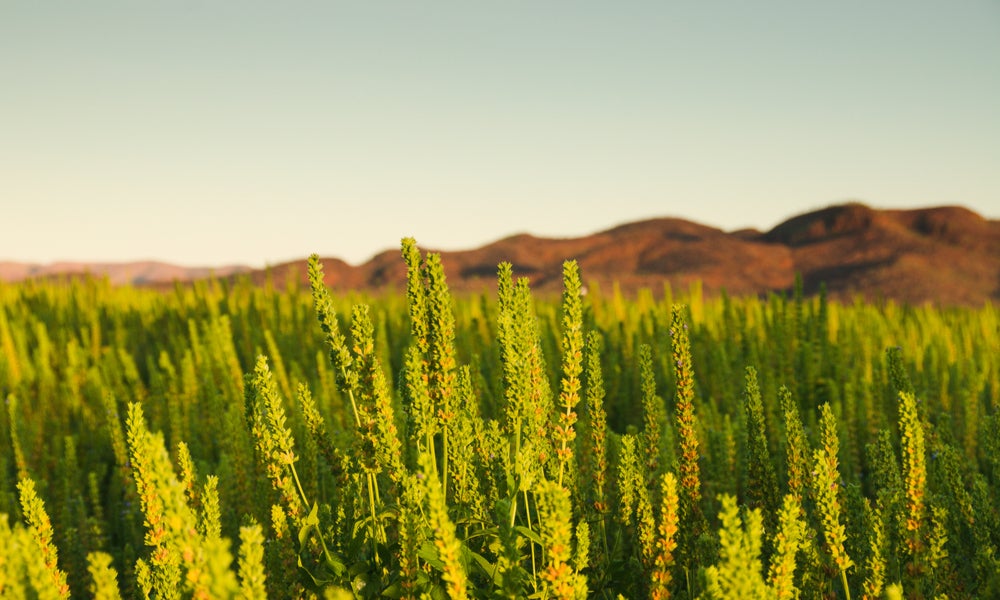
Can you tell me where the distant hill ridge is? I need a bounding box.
[3,203,998,306]
[0,261,252,286]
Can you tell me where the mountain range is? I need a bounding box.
[3,203,998,306]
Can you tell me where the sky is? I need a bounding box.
[2,1,999,267]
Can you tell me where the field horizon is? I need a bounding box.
[3,201,998,307]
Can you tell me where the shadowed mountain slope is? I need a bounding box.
[251,203,999,306]
[3,203,997,306]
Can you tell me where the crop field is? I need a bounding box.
[1,239,998,599]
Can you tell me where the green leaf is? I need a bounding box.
[514,526,543,546]
[298,501,321,546]
[463,547,502,587]
[417,541,445,570]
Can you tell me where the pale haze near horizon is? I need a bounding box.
[2,1,998,268]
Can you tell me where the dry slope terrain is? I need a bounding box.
[4,203,997,306]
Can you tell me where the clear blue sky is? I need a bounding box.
[3,1,998,267]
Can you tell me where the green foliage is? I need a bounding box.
[237,524,267,600]
[535,479,587,599]
[899,390,927,567]
[768,494,804,599]
[702,494,769,599]
[640,344,666,488]
[743,366,779,535]
[417,451,468,600]
[649,472,680,600]
[0,242,997,598]
[85,552,122,600]
[555,260,584,493]
[17,478,70,599]
[812,404,854,599]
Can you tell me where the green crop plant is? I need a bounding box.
[701,494,769,599]
[17,478,71,598]
[639,344,666,491]
[742,366,779,538]
[812,403,854,600]
[0,238,997,598]
[85,552,122,600]
[898,391,926,565]
[648,472,680,600]
[554,260,584,495]
[768,494,804,599]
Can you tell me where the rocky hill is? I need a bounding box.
[250,203,999,306]
[3,203,997,306]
